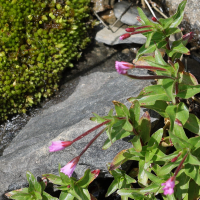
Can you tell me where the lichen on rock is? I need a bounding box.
[0,0,91,120]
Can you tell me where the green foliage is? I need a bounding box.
[0,0,91,120]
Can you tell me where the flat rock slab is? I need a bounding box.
[0,69,156,196]
[114,1,152,26]
[95,22,146,45]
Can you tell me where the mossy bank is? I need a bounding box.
[0,0,91,120]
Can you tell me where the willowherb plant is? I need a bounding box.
[7,0,200,199]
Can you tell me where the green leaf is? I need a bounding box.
[178,71,198,86]
[157,162,179,177]
[138,160,150,186]
[26,171,41,194]
[165,102,189,131]
[188,179,200,199]
[185,164,200,185]
[161,79,176,103]
[184,113,200,135]
[77,169,98,188]
[122,119,133,132]
[185,153,200,166]
[105,179,119,197]
[129,100,140,129]
[177,84,200,99]
[145,32,154,48]
[144,170,164,184]
[123,147,145,160]
[145,129,163,162]
[128,85,171,105]
[169,132,192,150]
[159,17,173,29]
[90,113,107,123]
[165,27,181,36]
[72,186,91,200]
[168,43,189,57]
[43,174,65,185]
[174,170,190,200]
[113,101,130,117]
[137,7,155,26]
[136,40,167,61]
[140,100,168,118]
[102,121,131,150]
[170,0,187,28]
[138,111,151,144]
[8,193,34,200]
[130,135,142,152]
[59,191,74,200]
[109,149,128,171]
[154,48,167,66]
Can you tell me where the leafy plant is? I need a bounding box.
[7,0,200,199]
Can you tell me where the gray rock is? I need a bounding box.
[0,69,158,195]
[114,1,152,26]
[95,21,147,45]
[92,0,116,13]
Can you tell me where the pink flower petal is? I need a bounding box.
[60,156,80,177]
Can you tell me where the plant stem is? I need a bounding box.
[126,74,176,80]
[79,128,106,157]
[73,120,110,143]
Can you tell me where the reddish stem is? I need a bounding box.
[174,153,188,177]
[79,128,106,157]
[135,26,152,30]
[73,120,110,143]
[135,65,166,71]
[126,74,175,80]
[131,30,153,35]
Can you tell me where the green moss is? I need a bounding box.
[0,0,92,120]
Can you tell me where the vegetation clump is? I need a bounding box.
[0,0,91,120]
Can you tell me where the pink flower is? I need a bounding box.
[60,156,80,177]
[161,177,175,195]
[115,61,135,74]
[49,141,72,152]
[119,33,131,40]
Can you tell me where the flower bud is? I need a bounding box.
[125,27,135,32]
[182,32,194,43]
[49,140,73,152]
[60,156,80,177]
[119,33,131,40]
[152,17,158,22]
[115,61,135,74]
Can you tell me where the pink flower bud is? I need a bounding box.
[125,27,135,32]
[49,141,73,152]
[115,61,135,74]
[119,33,131,40]
[171,152,182,162]
[182,32,194,43]
[152,17,158,22]
[60,156,80,177]
[161,177,175,195]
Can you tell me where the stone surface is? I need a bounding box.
[95,21,146,45]
[91,0,116,13]
[0,67,159,196]
[114,1,152,26]
[165,0,200,46]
